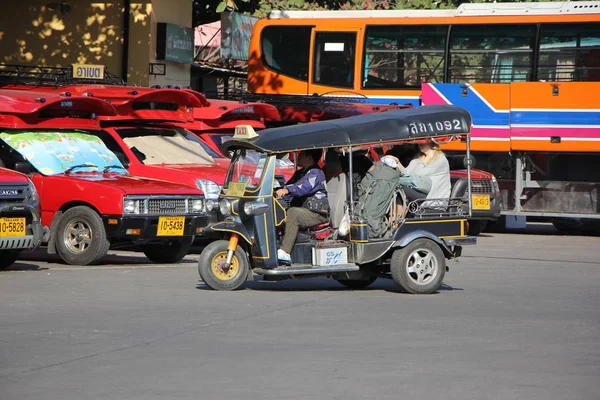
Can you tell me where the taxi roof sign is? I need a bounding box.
[72,64,105,80]
[233,124,259,139]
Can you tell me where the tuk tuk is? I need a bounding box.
[197,105,477,293]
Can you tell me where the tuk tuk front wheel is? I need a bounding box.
[391,238,446,294]
[198,240,249,291]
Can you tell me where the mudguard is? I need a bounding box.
[202,221,252,245]
[392,230,454,258]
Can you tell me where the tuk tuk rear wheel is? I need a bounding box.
[391,238,446,294]
[198,240,249,291]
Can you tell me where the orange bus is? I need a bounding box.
[247,1,600,230]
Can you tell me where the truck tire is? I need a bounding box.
[198,240,249,291]
[391,238,446,294]
[335,277,377,289]
[0,251,20,269]
[55,206,110,266]
[467,220,488,236]
[143,237,193,264]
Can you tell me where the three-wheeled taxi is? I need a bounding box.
[197,105,477,293]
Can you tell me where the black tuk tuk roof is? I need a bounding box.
[222,105,472,154]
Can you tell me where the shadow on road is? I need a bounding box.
[196,278,463,294]
[1,262,49,272]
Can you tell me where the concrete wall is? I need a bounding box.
[0,0,192,87]
[0,0,125,76]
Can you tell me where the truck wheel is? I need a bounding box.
[467,220,488,236]
[0,251,20,269]
[335,277,377,289]
[55,206,110,266]
[391,238,446,294]
[198,240,248,291]
[143,237,193,264]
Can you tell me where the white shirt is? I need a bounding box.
[399,153,451,200]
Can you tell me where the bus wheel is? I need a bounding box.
[0,251,20,269]
[391,238,445,294]
[198,240,248,291]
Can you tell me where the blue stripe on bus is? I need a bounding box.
[511,111,600,126]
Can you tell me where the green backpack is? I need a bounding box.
[356,161,401,238]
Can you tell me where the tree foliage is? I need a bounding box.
[193,0,549,26]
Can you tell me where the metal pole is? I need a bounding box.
[348,146,354,216]
[466,133,472,218]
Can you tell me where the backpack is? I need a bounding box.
[356,161,401,238]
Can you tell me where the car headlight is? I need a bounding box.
[27,178,39,204]
[206,199,219,212]
[219,198,232,216]
[191,198,204,212]
[123,199,140,214]
[196,179,221,200]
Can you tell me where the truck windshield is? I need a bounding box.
[116,127,217,165]
[0,131,126,176]
[225,149,269,190]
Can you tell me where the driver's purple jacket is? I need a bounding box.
[284,166,328,208]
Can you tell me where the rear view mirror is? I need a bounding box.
[463,155,476,169]
[14,161,34,174]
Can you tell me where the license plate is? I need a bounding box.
[0,217,26,237]
[227,182,246,197]
[157,216,185,237]
[472,194,491,210]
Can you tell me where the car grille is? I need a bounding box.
[147,198,188,215]
[471,179,493,194]
[0,184,28,204]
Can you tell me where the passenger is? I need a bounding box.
[394,139,451,216]
[275,149,329,263]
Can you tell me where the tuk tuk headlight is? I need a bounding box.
[191,199,204,213]
[219,198,232,216]
[206,199,219,212]
[243,201,270,216]
[196,179,221,200]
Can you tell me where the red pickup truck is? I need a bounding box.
[0,167,46,268]
[0,90,208,265]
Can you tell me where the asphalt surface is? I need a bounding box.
[1,224,599,400]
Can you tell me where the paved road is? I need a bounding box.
[1,225,599,400]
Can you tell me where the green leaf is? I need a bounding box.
[215,1,227,12]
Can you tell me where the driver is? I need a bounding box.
[274,149,329,263]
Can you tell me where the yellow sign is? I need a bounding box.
[157,216,185,236]
[227,182,247,197]
[0,217,26,237]
[72,64,105,80]
[471,194,491,210]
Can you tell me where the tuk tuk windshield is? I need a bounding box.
[225,149,269,190]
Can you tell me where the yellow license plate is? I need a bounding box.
[472,194,491,210]
[227,182,246,197]
[157,216,185,237]
[0,217,26,237]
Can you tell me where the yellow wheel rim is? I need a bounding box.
[211,251,240,281]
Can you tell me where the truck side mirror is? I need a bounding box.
[14,161,34,174]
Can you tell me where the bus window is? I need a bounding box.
[363,25,447,88]
[312,31,356,89]
[537,23,600,82]
[449,24,536,83]
[261,25,313,81]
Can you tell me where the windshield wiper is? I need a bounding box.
[64,164,98,174]
[103,165,128,173]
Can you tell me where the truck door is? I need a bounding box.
[308,29,361,96]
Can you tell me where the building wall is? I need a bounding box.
[0,0,125,77]
[0,0,193,87]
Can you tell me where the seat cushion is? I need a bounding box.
[309,221,331,231]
